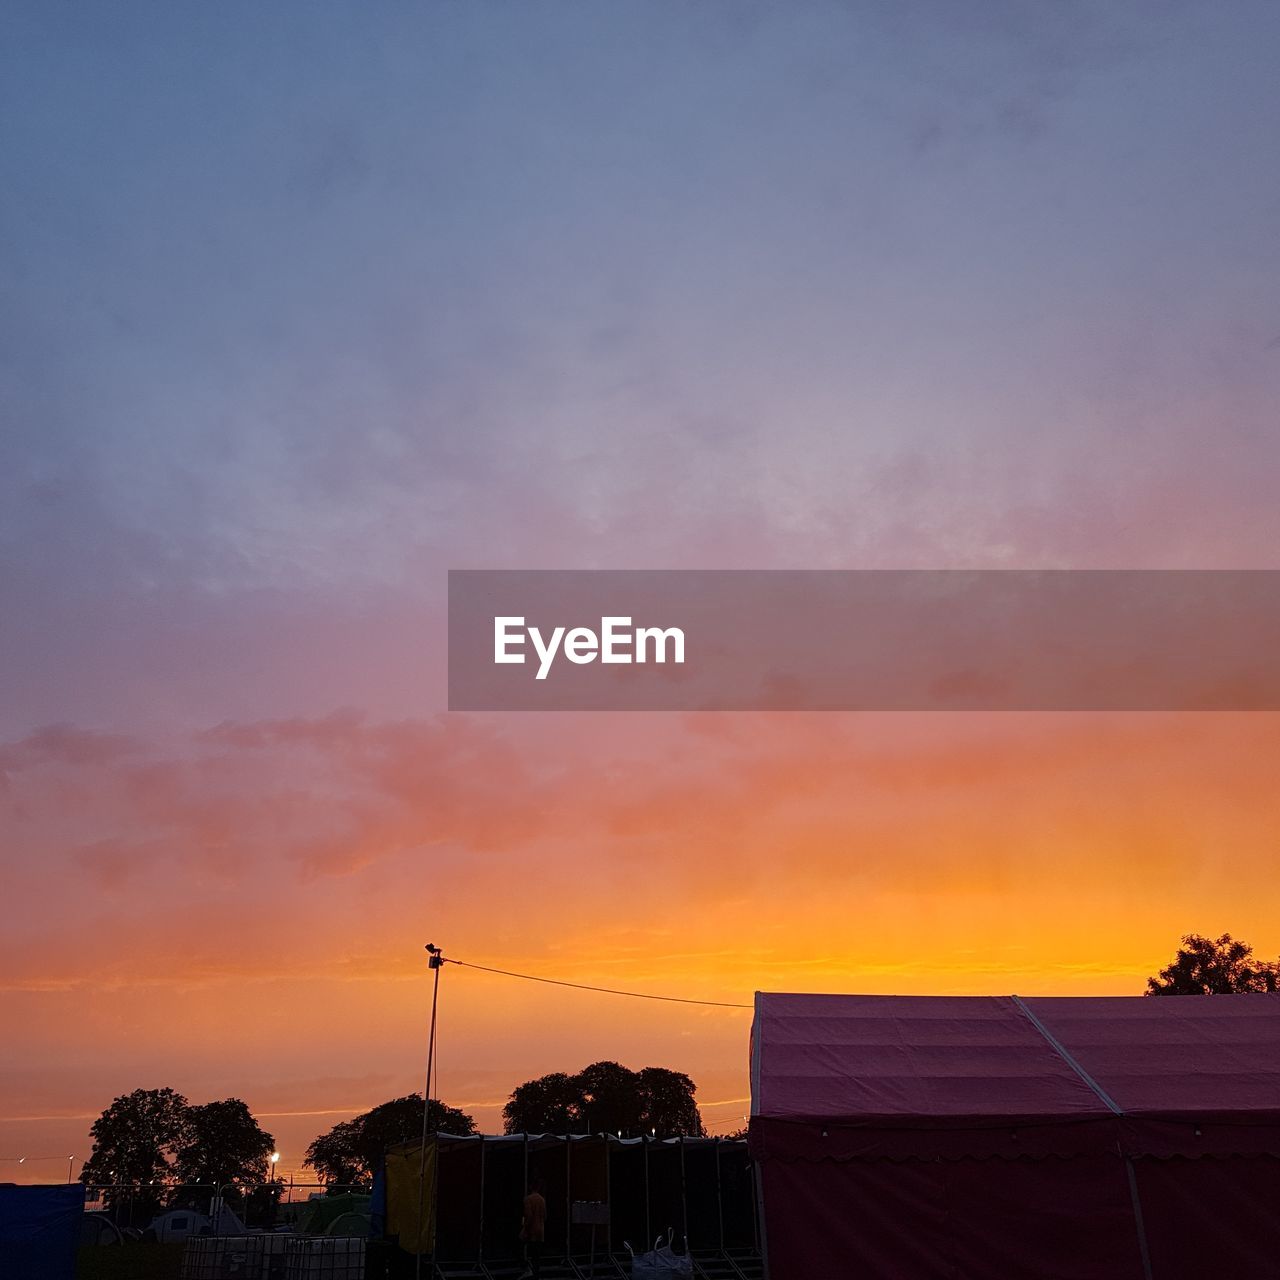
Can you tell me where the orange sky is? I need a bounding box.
[5,710,1280,1183]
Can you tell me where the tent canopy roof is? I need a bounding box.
[750,992,1280,1160]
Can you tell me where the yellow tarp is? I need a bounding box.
[385,1138,438,1254]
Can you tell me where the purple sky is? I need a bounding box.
[5,3,1280,732]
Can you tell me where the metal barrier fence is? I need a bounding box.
[180,1234,365,1280]
[394,1134,760,1273]
[82,1183,368,1235]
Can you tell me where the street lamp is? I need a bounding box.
[417,943,447,1280]
[269,1152,280,1185]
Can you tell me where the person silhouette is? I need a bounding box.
[519,1175,547,1279]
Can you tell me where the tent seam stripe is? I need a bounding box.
[1009,995,1125,1117]
[1011,997,1157,1279]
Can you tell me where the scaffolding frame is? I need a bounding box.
[388,1134,761,1280]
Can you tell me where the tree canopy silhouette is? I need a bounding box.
[1146,932,1280,995]
[304,1095,476,1185]
[81,1087,191,1188]
[174,1098,275,1187]
[503,1061,704,1136]
[80,1088,274,1202]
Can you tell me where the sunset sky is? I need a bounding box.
[4,2,1280,1183]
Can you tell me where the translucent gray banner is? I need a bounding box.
[448,570,1280,711]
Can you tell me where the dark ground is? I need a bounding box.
[76,1244,184,1280]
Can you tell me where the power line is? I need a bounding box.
[447,958,752,1009]
[703,1117,751,1134]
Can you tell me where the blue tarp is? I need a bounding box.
[370,1164,386,1238]
[0,1184,83,1280]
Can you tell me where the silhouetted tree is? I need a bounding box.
[302,1122,364,1186]
[81,1087,190,1189]
[503,1061,705,1136]
[304,1095,475,1185]
[173,1098,275,1187]
[1146,932,1280,995]
[579,1061,645,1135]
[637,1067,704,1137]
[502,1072,581,1136]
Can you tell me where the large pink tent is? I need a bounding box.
[748,992,1280,1279]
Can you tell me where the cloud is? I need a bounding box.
[0,724,140,774]
[70,839,164,891]
[10,705,1280,1010]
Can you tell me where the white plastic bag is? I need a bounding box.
[628,1231,694,1279]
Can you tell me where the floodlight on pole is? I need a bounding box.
[416,943,446,1280]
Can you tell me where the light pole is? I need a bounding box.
[268,1151,281,1227]
[416,943,446,1280]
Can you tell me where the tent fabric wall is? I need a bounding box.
[750,991,1280,1280]
[682,1140,721,1250]
[760,1152,1146,1280]
[385,1134,754,1265]
[434,1136,482,1257]
[608,1138,649,1250]
[758,1154,1280,1280]
[478,1135,526,1262]
[568,1134,609,1255]
[717,1142,757,1251]
[0,1184,83,1280]
[383,1139,438,1254]
[1132,1154,1280,1278]
[527,1133,571,1255]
